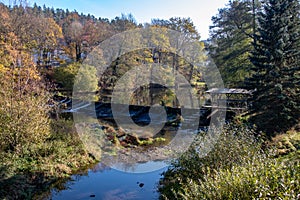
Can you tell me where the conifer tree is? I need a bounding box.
[209,0,259,87]
[247,0,300,135]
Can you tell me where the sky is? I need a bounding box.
[1,0,229,40]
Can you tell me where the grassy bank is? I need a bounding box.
[0,119,96,199]
[159,124,300,199]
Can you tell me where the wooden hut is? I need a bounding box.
[204,88,253,111]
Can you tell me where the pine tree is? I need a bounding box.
[247,0,300,135]
[208,0,259,87]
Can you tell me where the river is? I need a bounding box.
[50,161,168,200]
[48,87,209,200]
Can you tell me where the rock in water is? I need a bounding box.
[139,183,144,188]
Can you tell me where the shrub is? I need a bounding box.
[0,66,50,154]
[0,118,95,199]
[170,156,299,200]
[158,124,299,199]
[53,62,98,95]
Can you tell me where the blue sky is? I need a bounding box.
[1,0,229,39]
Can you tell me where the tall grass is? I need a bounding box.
[159,124,300,199]
[0,119,95,199]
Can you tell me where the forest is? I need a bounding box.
[0,0,299,199]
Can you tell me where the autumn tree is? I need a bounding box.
[0,4,50,153]
[62,12,84,61]
[151,17,204,83]
[3,2,63,67]
[151,17,205,96]
[35,17,63,66]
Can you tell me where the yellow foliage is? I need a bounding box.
[0,65,50,153]
[0,64,7,73]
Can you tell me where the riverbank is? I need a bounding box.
[0,113,183,199]
[158,124,300,199]
[0,119,97,199]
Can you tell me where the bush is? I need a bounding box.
[0,66,50,154]
[170,156,299,200]
[159,124,300,199]
[53,62,98,94]
[53,62,80,90]
[0,118,95,199]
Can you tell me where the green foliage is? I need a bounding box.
[159,124,300,199]
[53,62,98,95]
[172,159,299,200]
[151,17,200,40]
[271,130,300,157]
[246,0,300,135]
[209,0,259,87]
[53,62,80,90]
[159,124,261,199]
[73,64,99,101]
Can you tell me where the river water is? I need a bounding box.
[48,87,208,200]
[50,161,168,200]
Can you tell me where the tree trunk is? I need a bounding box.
[76,42,81,61]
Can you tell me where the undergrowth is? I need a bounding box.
[0,119,96,199]
[159,124,300,200]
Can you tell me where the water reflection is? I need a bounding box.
[51,161,167,200]
[51,84,207,199]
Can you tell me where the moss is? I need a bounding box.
[138,138,154,145]
[154,137,166,143]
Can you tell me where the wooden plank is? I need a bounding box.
[206,109,219,119]
[206,88,252,95]
[202,105,247,110]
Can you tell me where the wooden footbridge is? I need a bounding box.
[203,88,253,112]
[53,88,253,123]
